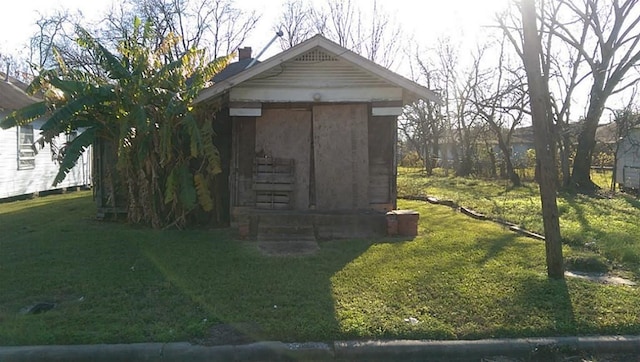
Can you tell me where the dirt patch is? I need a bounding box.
[565,255,610,274]
[565,271,637,286]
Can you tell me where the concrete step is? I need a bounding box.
[256,219,319,255]
[256,213,315,226]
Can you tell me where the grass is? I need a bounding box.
[1,190,640,346]
[397,167,640,277]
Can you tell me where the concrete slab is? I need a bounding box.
[1,336,639,362]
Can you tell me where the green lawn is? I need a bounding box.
[398,167,640,277]
[1,189,639,346]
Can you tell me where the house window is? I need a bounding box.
[17,125,36,170]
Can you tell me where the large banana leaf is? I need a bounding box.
[39,92,113,134]
[6,18,229,228]
[52,127,96,186]
[0,102,48,129]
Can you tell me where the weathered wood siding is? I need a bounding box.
[231,116,256,207]
[368,115,395,210]
[0,117,92,199]
[255,108,311,210]
[312,104,369,210]
[213,108,232,222]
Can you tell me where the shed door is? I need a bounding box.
[255,108,311,210]
[312,104,369,210]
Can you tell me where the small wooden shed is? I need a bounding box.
[196,35,439,238]
[616,127,640,191]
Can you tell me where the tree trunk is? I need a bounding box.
[505,155,521,187]
[559,132,572,188]
[432,140,440,168]
[520,0,564,279]
[611,143,619,193]
[496,137,521,187]
[571,72,607,192]
[423,142,433,176]
[487,147,497,178]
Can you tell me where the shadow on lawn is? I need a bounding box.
[477,233,522,266]
[621,194,640,209]
[512,276,576,335]
[0,191,374,345]
[139,236,374,344]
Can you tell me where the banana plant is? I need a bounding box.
[1,18,231,228]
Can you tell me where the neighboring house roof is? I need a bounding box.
[212,58,259,83]
[511,126,535,145]
[509,122,617,145]
[195,34,441,105]
[0,73,41,111]
[595,122,617,144]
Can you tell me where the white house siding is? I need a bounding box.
[0,116,92,199]
[616,128,640,190]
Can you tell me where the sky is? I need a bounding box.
[0,0,511,76]
[2,0,635,118]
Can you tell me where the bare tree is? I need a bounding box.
[444,45,485,177]
[275,0,316,49]
[25,0,258,77]
[469,37,528,186]
[416,38,484,177]
[520,0,564,279]
[546,0,640,191]
[26,10,84,74]
[273,0,403,68]
[106,0,260,59]
[543,1,591,188]
[399,46,452,175]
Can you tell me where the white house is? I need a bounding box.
[0,72,92,200]
[616,127,640,191]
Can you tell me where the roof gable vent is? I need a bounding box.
[294,48,338,62]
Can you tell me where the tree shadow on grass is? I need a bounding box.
[476,233,523,266]
[563,194,640,279]
[621,194,640,209]
[563,194,591,235]
[507,276,577,336]
[0,191,377,345]
[140,235,374,344]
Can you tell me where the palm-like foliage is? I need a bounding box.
[1,19,231,228]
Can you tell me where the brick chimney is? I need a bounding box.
[238,47,252,61]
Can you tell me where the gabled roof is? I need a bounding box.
[195,34,441,105]
[0,73,41,112]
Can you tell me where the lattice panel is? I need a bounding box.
[294,48,338,62]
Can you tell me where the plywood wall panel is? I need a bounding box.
[234,117,256,207]
[368,116,395,205]
[255,108,311,209]
[312,104,369,210]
